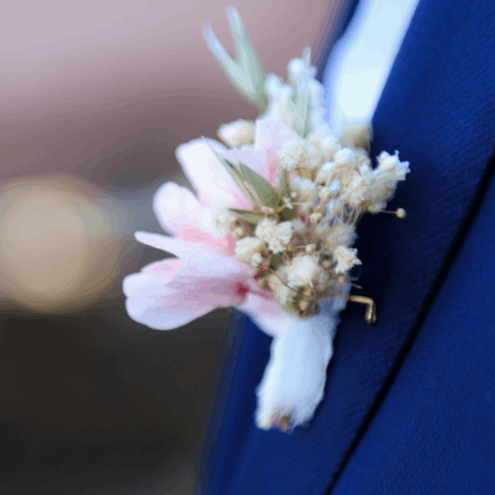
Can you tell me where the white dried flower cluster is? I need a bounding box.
[277,139,306,171]
[254,218,293,254]
[199,7,410,433]
[333,246,361,274]
[267,266,293,307]
[263,53,331,137]
[212,208,239,238]
[214,120,409,317]
[277,138,333,177]
[287,255,323,288]
[217,119,255,148]
[235,237,266,267]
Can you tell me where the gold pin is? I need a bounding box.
[346,295,377,324]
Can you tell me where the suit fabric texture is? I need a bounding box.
[199,0,495,493]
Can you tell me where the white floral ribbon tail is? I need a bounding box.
[254,302,343,432]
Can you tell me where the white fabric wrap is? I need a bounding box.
[244,298,347,431]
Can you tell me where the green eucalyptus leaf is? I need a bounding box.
[226,7,267,109]
[278,168,291,198]
[270,254,285,271]
[277,169,295,221]
[289,48,313,137]
[228,207,264,225]
[279,206,295,222]
[204,8,266,111]
[239,163,279,208]
[202,26,248,96]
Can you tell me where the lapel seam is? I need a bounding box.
[315,0,361,81]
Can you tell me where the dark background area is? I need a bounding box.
[0,301,230,494]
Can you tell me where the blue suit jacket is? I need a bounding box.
[199,0,495,492]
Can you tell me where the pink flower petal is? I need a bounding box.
[126,232,256,329]
[173,252,254,282]
[126,293,218,330]
[254,119,299,154]
[135,232,217,261]
[123,273,178,298]
[153,182,211,236]
[267,149,279,185]
[215,120,292,185]
[230,148,275,182]
[124,258,186,297]
[152,182,235,254]
[175,138,249,208]
[136,232,240,276]
[142,258,185,274]
[125,120,305,333]
[125,266,251,330]
[167,275,247,306]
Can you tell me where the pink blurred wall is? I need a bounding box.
[0,0,339,187]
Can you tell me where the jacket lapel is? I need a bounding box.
[202,0,495,493]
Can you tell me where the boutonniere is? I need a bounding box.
[123,7,409,432]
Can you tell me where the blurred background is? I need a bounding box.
[0,1,343,493]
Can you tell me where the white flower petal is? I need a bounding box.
[126,294,216,331]
[173,253,254,282]
[134,232,216,261]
